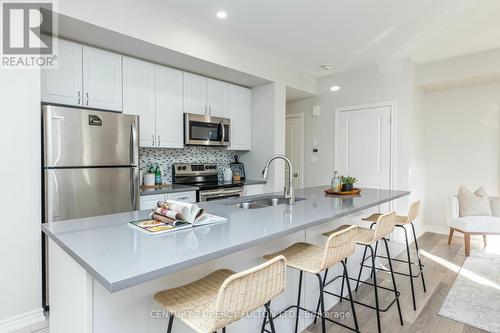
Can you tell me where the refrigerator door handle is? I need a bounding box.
[130,123,138,166]
[130,168,138,210]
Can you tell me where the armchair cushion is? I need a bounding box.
[457,186,492,217]
[449,216,500,233]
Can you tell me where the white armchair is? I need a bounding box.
[447,196,500,256]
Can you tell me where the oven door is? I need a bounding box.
[185,113,230,146]
[199,188,243,202]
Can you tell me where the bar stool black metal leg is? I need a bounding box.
[340,264,345,303]
[368,245,382,333]
[167,313,174,333]
[342,260,360,333]
[222,328,226,333]
[294,270,303,333]
[260,308,267,333]
[371,240,379,278]
[383,238,403,326]
[265,302,276,333]
[410,222,427,293]
[316,273,327,333]
[355,246,368,292]
[314,268,329,324]
[402,226,416,311]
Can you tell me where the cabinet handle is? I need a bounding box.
[77,91,81,105]
[157,135,160,146]
[177,196,189,200]
[152,135,155,146]
[204,105,207,115]
[209,106,212,115]
[85,92,89,106]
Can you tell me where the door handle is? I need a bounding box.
[294,173,298,178]
[130,168,138,210]
[220,121,225,145]
[130,124,138,166]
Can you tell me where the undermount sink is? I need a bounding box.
[230,196,305,209]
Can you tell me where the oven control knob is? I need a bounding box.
[177,166,182,170]
[182,166,187,170]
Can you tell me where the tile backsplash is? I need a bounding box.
[140,147,239,183]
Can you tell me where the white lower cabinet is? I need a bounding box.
[140,191,197,210]
[167,191,196,203]
[243,184,265,196]
[140,194,166,210]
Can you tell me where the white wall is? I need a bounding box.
[287,61,414,194]
[422,82,500,229]
[286,60,426,240]
[418,48,500,90]
[240,82,286,193]
[0,69,45,330]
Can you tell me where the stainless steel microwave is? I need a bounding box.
[184,113,230,147]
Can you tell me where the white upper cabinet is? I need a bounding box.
[123,57,156,147]
[184,73,229,117]
[206,79,227,117]
[227,84,252,150]
[156,65,184,148]
[183,73,206,115]
[83,46,123,112]
[41,39,83,106]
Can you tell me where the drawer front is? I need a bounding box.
[139,194,166,210]
[167,191,197,203]
[244,185,264,196]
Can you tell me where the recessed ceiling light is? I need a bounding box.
[330,85,341,92]
[216,11,227,19]
[321,64,333,71]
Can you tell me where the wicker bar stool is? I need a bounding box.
[319,212,404,333]
[360,200,426,311]
[262,225,360,333]
[154,255,286,333]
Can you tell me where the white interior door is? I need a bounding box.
[285,114,303,189]
[337,103,392,202]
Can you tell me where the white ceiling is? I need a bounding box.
[286,86,315,102]
[410,0,500,63]
[155,0,499,77]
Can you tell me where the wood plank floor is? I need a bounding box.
[19,232,498,333]
[305,232,496,333]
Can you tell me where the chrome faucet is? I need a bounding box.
[262,154,295,205]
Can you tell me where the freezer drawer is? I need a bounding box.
[43,105,139,167]
[44,167,139,222]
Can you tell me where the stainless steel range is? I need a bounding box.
[172,163,243,202]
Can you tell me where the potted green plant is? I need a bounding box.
[340,175,357,191]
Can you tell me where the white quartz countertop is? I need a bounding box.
[41,186,409,292]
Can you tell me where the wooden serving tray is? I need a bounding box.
[324,188,361,196]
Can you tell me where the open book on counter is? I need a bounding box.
[128,200,227,235]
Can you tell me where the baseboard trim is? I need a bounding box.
[0,308,46,332]
[425,225,450,235]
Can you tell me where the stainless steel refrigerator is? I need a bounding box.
[42,105,139,308]
[42,105,140,222]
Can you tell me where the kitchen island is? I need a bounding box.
[42,186,409,333]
